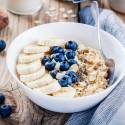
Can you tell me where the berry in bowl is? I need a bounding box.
[16,39,109,98]
[6,22,125,113]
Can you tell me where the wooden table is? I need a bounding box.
[0,0,125,125]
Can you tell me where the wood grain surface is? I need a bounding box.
[0,0,125,125]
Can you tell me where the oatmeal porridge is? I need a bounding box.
[16,38,109,98]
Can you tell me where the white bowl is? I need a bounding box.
[6,22,125,113]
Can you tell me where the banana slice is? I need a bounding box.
[37,38,66,47]
[52,87,76,98]
[70,64,79,72]
[34,80,61,94]
[18,53,44,64]
[20,67,45,83]
[25,74,53,88]
[16,60,41,75]
[23,45,50,54]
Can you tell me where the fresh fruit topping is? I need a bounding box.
[0,40,6,52]
[66,70,79,83]
[65,50,76,59]
[70,64,79,72]
[56,72,64,80]
[41,56,51,65]
[55,62,60,70]
[45,61,56,71]
[50,69,58,79]
[41,40,79,85]
[58,75,72,87]
[60,61,70,71]
[0,104,12,118]
[68,59,77,66]
[0,93,5,104]
[52,53,65,62]
[65,41,78,51]
[51,46,64,54]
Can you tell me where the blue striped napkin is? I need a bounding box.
[65,6,125,125]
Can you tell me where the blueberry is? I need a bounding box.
[51,46,64,54]
[65,50,76,59]
[50,69,58,79]
[0,104,12,118]
[65,41,78,51]
[41,56,51,65]
[66,70,79,83]
[0,40,6,52]
[52,53,65,62]
[60,61,70,71]
[45,61,56,71]
[68,59,77,66]
[58,75,72,87]
[0,93,5,104]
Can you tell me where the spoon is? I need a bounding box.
[90,1,115,85]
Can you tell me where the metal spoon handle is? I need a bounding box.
[91,1,104,57]
[91,1,115,85]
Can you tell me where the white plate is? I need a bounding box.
[6,22,125,113]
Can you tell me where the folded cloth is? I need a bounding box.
[79,6,125,47]
[65,6,125,125]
